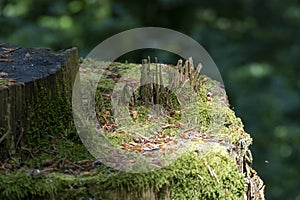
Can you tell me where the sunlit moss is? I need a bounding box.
[0,149,245,200]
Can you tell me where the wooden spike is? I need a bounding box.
[140,58,151,105]
[154,58,158,104]
[177,59,183,85]
[159,63,163,87]
[191,63,203,91]
[184,59,189,81]
[188,57,193,79]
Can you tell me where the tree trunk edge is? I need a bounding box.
[0,47,78,157]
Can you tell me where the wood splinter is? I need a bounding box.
[0,59,13,62]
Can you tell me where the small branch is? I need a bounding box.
[0,53,8,58]
[16,127,24,146]
[0,129,10,144]
[0,59,13,62]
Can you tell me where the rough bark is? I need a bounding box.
[0,44,78,158]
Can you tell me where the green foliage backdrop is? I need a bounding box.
[1,0,300,199]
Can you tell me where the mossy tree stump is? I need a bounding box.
[0,46,264,200]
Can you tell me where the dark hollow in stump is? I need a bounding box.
[0,44,78,158]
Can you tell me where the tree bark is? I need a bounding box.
[0,44,78,158]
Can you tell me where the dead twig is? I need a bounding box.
[16,127,24,147]
[0,130,10,144]
[21,146,35,158]
[65,159,84,170]
[0,59,13,62]
[0,53,8,58]
[205,162,219,183]
[2,47,19,53]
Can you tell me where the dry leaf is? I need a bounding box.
[131,110,138,119]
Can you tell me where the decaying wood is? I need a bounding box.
[139,58,152,106]
[0,45,78,158]
[137,57,203,108]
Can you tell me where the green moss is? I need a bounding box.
[196,75,252,145]
[0,148,244,200]
[23,139,93,169]
[27,76,72,145]
[104,131,134,146]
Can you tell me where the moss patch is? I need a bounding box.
[0,149,244,200]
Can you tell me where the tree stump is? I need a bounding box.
[0,44,78,158]
[0,48,264,200]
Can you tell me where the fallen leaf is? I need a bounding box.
[131,110,138,119]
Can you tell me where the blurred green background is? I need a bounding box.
[1,0,299,199]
